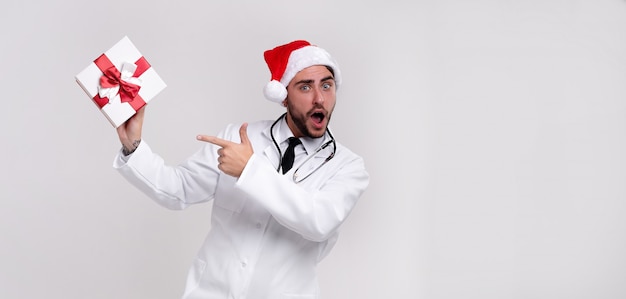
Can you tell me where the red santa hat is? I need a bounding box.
[263,40,342,103]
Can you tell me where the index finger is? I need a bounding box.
[196,135,234,148]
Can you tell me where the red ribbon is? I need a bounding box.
[92,54,152,111]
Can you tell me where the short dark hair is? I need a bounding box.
[325,66,335,77]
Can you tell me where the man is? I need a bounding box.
[113,40,369,299]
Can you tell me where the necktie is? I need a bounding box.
[281,137,301,174]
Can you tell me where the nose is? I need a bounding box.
[313,87,324,105]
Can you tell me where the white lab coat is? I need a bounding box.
[113,118,369,299]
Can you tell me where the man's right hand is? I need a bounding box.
[117,106,145,155]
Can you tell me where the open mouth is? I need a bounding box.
[311,111,325,125]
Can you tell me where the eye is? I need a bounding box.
[322,82,332,90]
[300,85,311,91]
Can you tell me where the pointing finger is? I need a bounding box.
[196,135,233,148]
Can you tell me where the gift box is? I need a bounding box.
[75,36,166,128]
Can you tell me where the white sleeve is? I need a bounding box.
[113,140,221,210]
[235,152,369,242]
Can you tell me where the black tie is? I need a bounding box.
[281,137,301,174]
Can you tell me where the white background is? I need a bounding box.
[1,1,626,298]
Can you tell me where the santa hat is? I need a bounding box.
[263,40,342,103]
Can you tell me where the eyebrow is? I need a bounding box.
[294,76,335,86]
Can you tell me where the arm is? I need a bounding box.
[116,106,145,156]
[113,107,221,210]
[236,152,369,242]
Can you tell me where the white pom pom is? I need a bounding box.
[263,80,287,103]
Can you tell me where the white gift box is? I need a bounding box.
[75,36,166,128]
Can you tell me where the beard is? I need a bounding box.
[287,104,333,139]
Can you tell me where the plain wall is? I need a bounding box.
[1,0,626,298]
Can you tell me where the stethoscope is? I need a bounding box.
[270,112,336,183]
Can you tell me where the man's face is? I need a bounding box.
[283,65,336,139]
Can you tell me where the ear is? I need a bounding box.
[282,99,288,107]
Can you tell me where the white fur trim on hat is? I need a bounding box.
[280,46,342,88]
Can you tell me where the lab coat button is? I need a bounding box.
[255,223,262,229]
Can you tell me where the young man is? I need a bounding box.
[114,40,369,299]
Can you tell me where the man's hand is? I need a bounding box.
[197,123,253,177]
[117,106,145,155]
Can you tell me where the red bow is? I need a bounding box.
[92,54,151,111]
[99,66,141,103]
